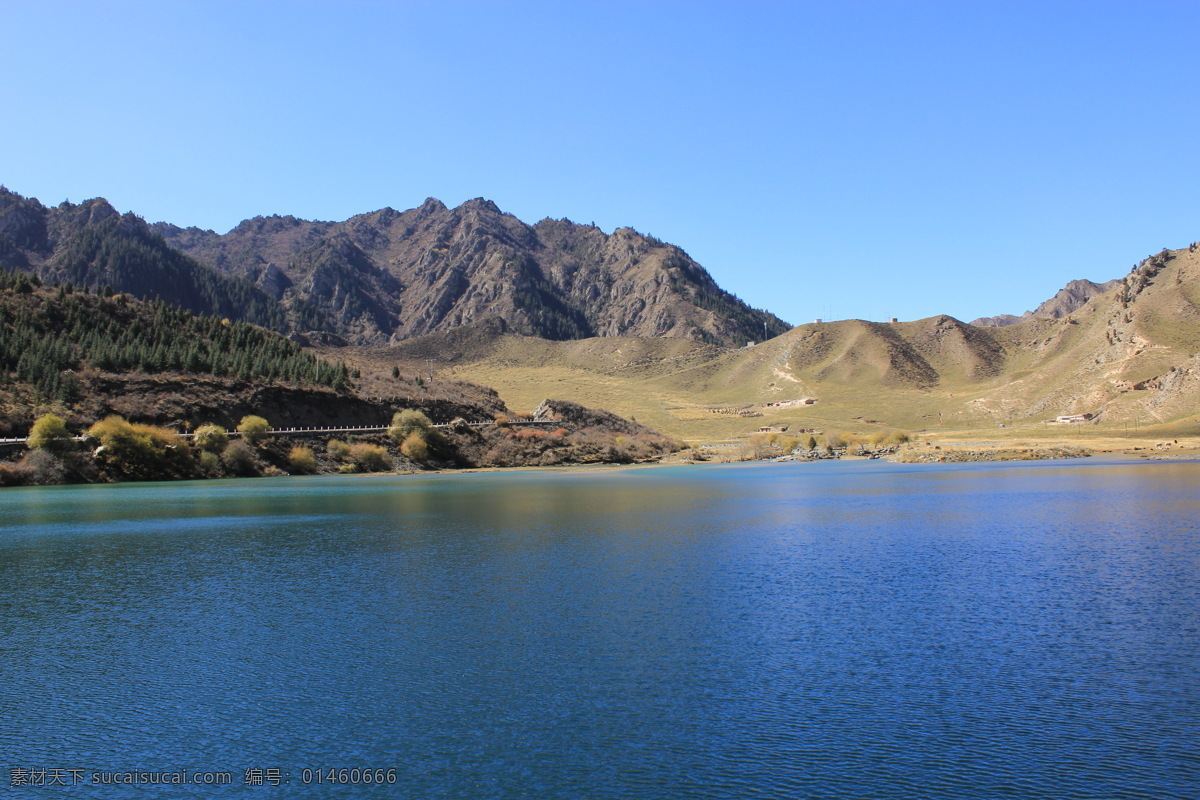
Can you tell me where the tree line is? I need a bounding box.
[0,268,349,402]
[51,214,333,332]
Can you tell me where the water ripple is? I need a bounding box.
[1,460,1198,798]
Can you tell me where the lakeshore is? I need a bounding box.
[7,425,1200,488]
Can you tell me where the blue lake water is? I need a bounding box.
[1,459,1198,798]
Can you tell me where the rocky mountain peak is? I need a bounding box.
[0,189,48,251]
[52,198,120,230]
[458,197,502,215]
[972,277,1121,327]
[417,197,447,215]
[1,187,789,348]
[231,215,305,236]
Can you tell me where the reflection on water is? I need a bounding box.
[1,460,1198,798]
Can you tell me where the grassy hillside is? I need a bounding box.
[335,242,1200,446]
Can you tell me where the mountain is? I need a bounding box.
[2,186,786,348]
[0,187,330,332]
[971,277,1121,327]
[10,183,1199,440]
[357,242,1200,438]
[153,197,790,346]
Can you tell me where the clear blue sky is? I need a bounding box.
[3,1,1199,325]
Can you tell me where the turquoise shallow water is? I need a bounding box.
[1,459,1198,798]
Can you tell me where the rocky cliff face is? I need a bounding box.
[0,187,303,330]
[972,278,1120,327]
[2,186,788,347]
[154,196,789,346]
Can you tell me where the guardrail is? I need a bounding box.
[0,418,561,447]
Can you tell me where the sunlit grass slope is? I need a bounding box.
[340,243,1200,445]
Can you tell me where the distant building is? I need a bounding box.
[766,398,817,408]
[1054,413,1093,424]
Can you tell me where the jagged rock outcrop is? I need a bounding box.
[153,195,789,346]
[2,186,787,347]
[1033,278,1123,319]
[972,278,1120,326]
[532,398,661,437]
[2,189,787,347]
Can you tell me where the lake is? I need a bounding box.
[1,459,1198,798]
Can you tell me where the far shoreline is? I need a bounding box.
[6,438,1200,492]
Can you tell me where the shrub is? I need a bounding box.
[87,415,189,480]
[750,438,783,460]
[327,439,351,460]
[288,446,319,474]
[538,450,564,466]
[401,432,429,462]
[509,428,549,441]
[389,409,446,457]
[348,443,391,472]
[493,413,510,427]
[237,415,270,445]
[28,414,73,454]
[388,409,434,443]
[198,450,221,475]
[19,449,66,484]
[193,423,229,454]
[221,440,259,476]
[606,444,633,463]
[0,462,26,487]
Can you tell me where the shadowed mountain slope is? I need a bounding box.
[0,187,327,332]
[154,196,789,346]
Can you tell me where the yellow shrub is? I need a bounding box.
[87,415,187,480]
[401,432,429,462]
[288,446,318,474]
[193,423,229,453]
[28,414,72,454]
[388,409,433,443]
[237,415,270,445]
[348,443,391,472]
